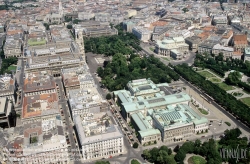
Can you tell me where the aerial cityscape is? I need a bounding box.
[0,0,250,164]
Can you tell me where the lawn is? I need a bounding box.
[209,77,221,83]
[198,71,215,78]
[198,108,209,115]
[161,57,170,61]
[240,97,250,107]
[8,65,17,71]
[131,159,140,164]
[225,121,231,126]
[188,155,206,164]
[217,83,234,91]
[149,47,155,52]
[232,92,243,97]
[28,39,46,46]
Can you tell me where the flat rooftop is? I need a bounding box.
[151,104,208,129]
[22,92,59,119]
[123,93,191,113]
[75,115,123,145]
[23,71,56,93]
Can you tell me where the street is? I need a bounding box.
[140,41,250,134]
[83,51,229,164]
[180,76,250,135]
[81,43,250,164]
[14,57,25,117]
[140,42,196,66]
[54,78,81,164]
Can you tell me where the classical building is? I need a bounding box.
[0,118,69,164]
[23,71,56,97]
[244,47,250,62]
[82,27,118,38]
[151,104,208,142]
[68,88,107,117]
[151,26,171,41]
[155,37,189,58]
[212,43,234,59]
[24,42,85,77]
[131,112,161,145]
[78,12,95,20]
[95,13,111,22]
[0,74,16,103]
[132,26,152,42]
[212,15,228,25]
[125,9,137,18]
[185,36,202,52]
[0,97,13,128]
[3,34,23,58]
[22,91,60,124]
[74,112,124,160]
[113,79,208,143]
[123,21,138,33]
[198,41,218,55]
[73,22,117,38]
[233,34,248,53]
[44,2,63,24]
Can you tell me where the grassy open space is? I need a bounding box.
[188,155,206,164]
[232,92,243,97]
[149,47,154,52]
[198,71,215,78]
[131,159,140,164]
[225,121,231,126]
[209,77,221,83]
[240,97,250,107]
[7,65,17,71]
[217,83,234,91]
[161,57,170,61]
[198,108,209,115]
[28,39,46,46]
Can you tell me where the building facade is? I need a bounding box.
[113,79,208,143]
[233,34,248,53]
[74,114,124,160]
[132,26,151,42]
[244,47,250,62]
[155,37,189,57]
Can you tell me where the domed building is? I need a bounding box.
[155,37,189,60]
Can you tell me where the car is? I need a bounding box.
[201,136,205,138]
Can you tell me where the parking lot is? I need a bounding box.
[109,100,140,147]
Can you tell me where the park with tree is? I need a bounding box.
[142,128,249,164]
[174,63,250,126]
[84,23,142,56]
[97,54,179,91]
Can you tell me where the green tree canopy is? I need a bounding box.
[66,24,72,29]
[182,8,189,13]
[133,142,139,148]
[95,161,110,164]
[225,71,242,85]
[106,93,112,100]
